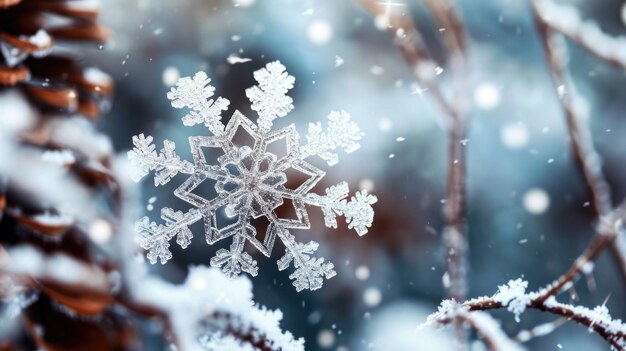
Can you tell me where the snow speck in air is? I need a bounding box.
[371,65,384,75]
[308,20,333,45]
[523,188,550,215]
[317,329,335,348]
[359,178,375,192]
[621,2,626,26]
[335,55,344,67]
[162,67,180,86]
[500,123,529,149]
[364,287,382,307]
[226,54,252,64]
[378,117,393,132]
[89,218,113,244]
[473,82,500,110]
[355,265,371,280]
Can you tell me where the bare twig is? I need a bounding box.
[428,309,522,351]
[357,0,469,304]
[357,2,471,347]
[531,0,626,293]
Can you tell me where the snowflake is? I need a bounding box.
[128,61,377,291]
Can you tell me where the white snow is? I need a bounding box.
[41,150,76,166]
[138,266,304,351]
[492,279,532,322]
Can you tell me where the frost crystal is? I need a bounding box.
[129,61,377,291]
[493,278,532,322]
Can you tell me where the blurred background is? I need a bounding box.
[92,0,626,349]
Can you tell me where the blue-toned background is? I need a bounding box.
[93,0,626,349]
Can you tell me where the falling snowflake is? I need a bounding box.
[128,61,377,291]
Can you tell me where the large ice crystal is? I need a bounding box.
[128,61,376,291]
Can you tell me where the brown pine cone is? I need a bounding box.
[0,0,113,119]
[0,2,137,350]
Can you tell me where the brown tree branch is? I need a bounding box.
[531,0,626,289]
[357,2,471,348]
[357,0,469,304]
[461,296,626,350]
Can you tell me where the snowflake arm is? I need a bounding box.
[211,235,259,278]
[127,134,193,186]
[167,71,229,135]
[277,231,336,292]
[306,182,378,236]
[343,190,378,236]
[245,61,295,133]
[136,208,203,264]
[301,110,363,166]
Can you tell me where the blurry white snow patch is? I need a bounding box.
[162,66,180,86]
[355,301,454,351]
[84,67,111,86]
[359,178,375,192]
[232,0,255,7]
[378,117,393,132]
[355,265,370,280]
[363,287,382,307]
[3,246,108,290]
[500,122,529,149]
[474,82,500,110]
[89,218,113,244]
[0,92,36,134]
[31,212,74,227]
[308,20,333,45]
[335,55,344,67]
[41,149,76,167]
[523,188,550,215]
[48,118,113,160]
[317,329,335,348]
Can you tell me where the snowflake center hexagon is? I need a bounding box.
[128,61,377,291]
[216,145,287,219]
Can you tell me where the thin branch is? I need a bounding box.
[531,0,626,287]
[428,309,522,351]
[532,0,626,71]
[535,201,626,303]
[357,0,469,303]
[357,2,471,348]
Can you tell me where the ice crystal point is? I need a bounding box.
[345,190,378,236]
[129,60,376,291]
[303,110,363,166]
[246,60,295,132]
[127,133,192,186]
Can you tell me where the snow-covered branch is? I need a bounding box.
[423,299,522,351]
[427,278,626,350]
[531,0,626,284]
[533,0,626,71]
